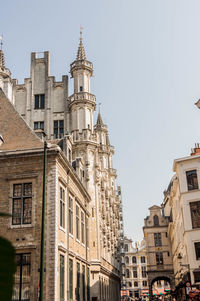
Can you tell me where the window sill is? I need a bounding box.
[9,224,33,229]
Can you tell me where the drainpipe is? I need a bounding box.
[39,141,47,301]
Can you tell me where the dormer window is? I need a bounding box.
[80,86,83,92]
[186,170,198,191]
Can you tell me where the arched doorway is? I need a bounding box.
[150,276,171,301]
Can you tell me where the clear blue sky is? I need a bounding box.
[2,0,200,240]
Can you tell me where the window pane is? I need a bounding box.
[69,259,73,300]
[35,95,39,109]
[23,183,32,196]
[40,122,44,130]
[195,242,200,260]
[186,170,198,190]
[60,255,64,301]
[190,201,200,228]
[23,198,32,224]
[40,94,45,109]
[34,122,38,130]
[13,184,22,197]
[12,199,22,225]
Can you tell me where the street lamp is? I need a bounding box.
[177,253,190,269]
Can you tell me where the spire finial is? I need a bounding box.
[80,25,83,43]
[76,26,86,61]
[0,35,3,51]
[98,102,102,114]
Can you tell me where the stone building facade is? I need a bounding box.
[163,145,200,298]
[143,205,174,298]
[0,33,122,301]
[121,238,148,301]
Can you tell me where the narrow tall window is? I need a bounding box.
[125,256,129,264]
[186,170,198,191]
[142,266,147,277]
[126,269,130,278]
[81,211,85,244]
[12,253,31,301]
[143,281,148,287]
[12,183,32,225]
[60,255,64,301]
[154,215,159,226]
[190,201,200,229]
[76,205,80,240]
[69,196,73,234]
[132,256,137,264]
[154,233,162,246]
[69,259,73,300]
[86,216,89,247]
[34,94,45,109]
[76,263,80,301]
[133,267,137,278]
[87,267,90,301]
[156,252,163,265]
[194,242,200,260]
[82,265,86,301]
[134,281,138,287]
[60,187,65,228]
[54,120,64,139]
[141,256,146,263]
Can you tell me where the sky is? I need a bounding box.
[2,0,200,241]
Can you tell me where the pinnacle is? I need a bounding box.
[96,112,104,126]
[0,50,5,68]
[76,39,86,61]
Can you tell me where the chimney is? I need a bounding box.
[191,143,200,156]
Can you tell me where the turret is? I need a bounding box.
[0,38,13,102]
[68,31,96,133]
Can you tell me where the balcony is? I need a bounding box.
[68,92,96,106]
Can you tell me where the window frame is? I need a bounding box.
[81,211,85,244]
[194,242,200,260]
[34,94,45,109]
[156,252,164,265]
[60,186,65,229]
[60,255,65,301]
[12,183,32,226]
[154,233,162,246]
[34,121,44,130]
[76,204,80,241]
[69,258,73,301]
[54,120,64,139]
[186,169,199,191]
[190,201,200,229]
[69,196,73,235]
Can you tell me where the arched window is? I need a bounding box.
[141,256,146,263]
[154,215,159,226]
[134,281,138,287]
[132,256,137,263]
[125,256,129,264]
[126,269,130,278]
[128,282,132,287]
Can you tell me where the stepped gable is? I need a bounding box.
[0,89,43,151]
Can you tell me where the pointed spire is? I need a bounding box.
[96,112,104,126]
[76,26,86,61]
[0,36,5,68]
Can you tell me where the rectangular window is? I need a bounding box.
[154,233,162,246]
[12,183,32,225]
[86,216,89,247]
[87,267,90,301]
[195,242,200,260]
[69,259,73,300]
[54,120,64,139]
[60,255,64,301]
[34,94,45,109]
[76,205,80,240]
[133,267,137,278]
[186,170,198,191]
[82,265,86,301]
[60,187,65,228]
[142,281,148,287]
[76,263,80,301]
[156,252,163,265]
[69,196,73,235]
[190,201,200,229]
[34,121,44,130]
[81,211,85,244]
[141,256,146,263]
[12,253,31,301]
[142,266,147,278]
[194,271,200,283]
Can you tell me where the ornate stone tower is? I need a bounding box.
[0,45,13,102]
[69,31,96,133]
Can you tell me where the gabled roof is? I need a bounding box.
[148,205,161,210]
[0,89,43,151]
